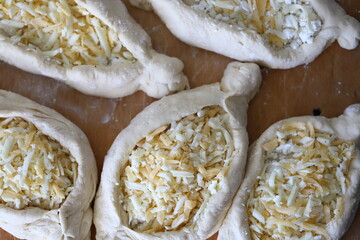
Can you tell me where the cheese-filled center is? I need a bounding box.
[0,117,78,210]
[120,106,234,233]
[184,0,322,49]
[247,121,355,240]
[0,0,136,66]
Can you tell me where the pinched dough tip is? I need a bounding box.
[337,16,360,50]
[344,104,360,117]
[220,62,262,101]
[139,52,189,98]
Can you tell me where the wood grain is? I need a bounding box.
[0,0,359,239]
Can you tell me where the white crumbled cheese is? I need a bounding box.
[120,106,234,233]
[184,0,322,49]
[248,121,355,240]
[0,117,77,210]
[0,0,135,66]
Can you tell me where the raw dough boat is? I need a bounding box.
[131,0,360,69]
[94,62,261,239]
[218,104,360,240]
[0,90,97,240]
[0,0,188,98]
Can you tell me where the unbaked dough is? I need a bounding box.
[0,0,188,98]
[0,90,97,240]
[131,0,360,69]
[218,104,360,240]
[94,62,261,239]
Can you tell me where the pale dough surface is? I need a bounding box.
[218,104,360,240]
[0,0,188,98]
[0,90,98,240]
[94,62,261,240]
[131,0,360,69]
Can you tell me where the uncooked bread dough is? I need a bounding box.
[218,104,360,240]
[94,62,261,239]
[0,90,97,240]
[131,0,360,69]
[0,0,188,98]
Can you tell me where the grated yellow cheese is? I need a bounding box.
[184,0,322,49]
[247,121,355,240]
[120,106,234,233]
[0,117,78,210]
[0,0,136,67]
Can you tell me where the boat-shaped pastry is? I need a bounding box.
[218,104,360,240]
[0,90,97,240]
[0,0,188,98]
[131,0,360,68]
[94,62,261,239]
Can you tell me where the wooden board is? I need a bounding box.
[0,0,359,239]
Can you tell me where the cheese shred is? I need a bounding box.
[0,0,136,66]
[0,117,78,210]
[120,106,234,233]
[184,0,322,49]
[247,121,355,240]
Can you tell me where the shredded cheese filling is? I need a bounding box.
[0,0,136,66]
[184,0,322,49]
[0,117,78,210]
[120,106,234,233]
[247,121,355,240]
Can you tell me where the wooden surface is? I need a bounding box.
[0,0,359,239]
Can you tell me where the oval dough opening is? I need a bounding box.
[0,117,78,210]
[247,121,355,239]
[119,105,235,233]
[0,0,136,66]
[183,0,323,49]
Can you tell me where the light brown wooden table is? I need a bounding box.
[0,0,359,239]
